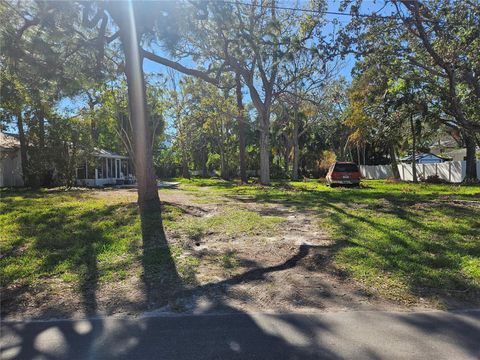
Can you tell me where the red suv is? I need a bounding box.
[326,162,361,187]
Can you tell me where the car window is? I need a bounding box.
[334,163,359,172]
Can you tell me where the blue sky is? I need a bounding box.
[142,0,394,81]
[55,0,394,118]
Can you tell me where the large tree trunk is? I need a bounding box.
[259,112,270,185]
[37,107,49,186]
[235,74,247,183]
[116,7,160,214]
[106,3,180,309]
[292,106,300,180]
[16,111,29,186]
[389,144,401,180]
[464,131,478,182]
[410,114,418,183]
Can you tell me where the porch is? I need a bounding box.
[75,150,134,187]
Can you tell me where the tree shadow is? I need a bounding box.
[2,188,480,359]
[225,185,480,308]
[139,209,182,309]
[1,202,138,319]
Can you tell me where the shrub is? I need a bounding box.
[423,174,448,184]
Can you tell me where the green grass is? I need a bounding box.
[1,179,479,308]
[172,178,480,302]
[224,179,480,303]
[221,250,239,269]
[169,207,284,240]
[0,190,138,288]
[0,189,185,290]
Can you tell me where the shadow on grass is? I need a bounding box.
[2,186,480,359]
[1,203,135,317]
[139,210,181,309]
[0,192,347,359]
[226,184,480,307]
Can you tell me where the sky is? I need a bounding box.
[54,0,395,120]
[141,0,394,82]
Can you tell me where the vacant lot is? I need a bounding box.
[1,180,479,319]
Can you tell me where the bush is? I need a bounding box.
[423,174,449,184]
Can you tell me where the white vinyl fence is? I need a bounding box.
[360,161,480,183]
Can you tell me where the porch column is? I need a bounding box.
[114,158,118,179]
[105,158,108,178]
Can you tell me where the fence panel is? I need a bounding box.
[360,161,478,182]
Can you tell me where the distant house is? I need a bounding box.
[75,149,133,187]
[0,133,23,187]
[0,132,134,187]
[400,152,451,164]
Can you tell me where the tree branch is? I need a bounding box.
[141,49,221,85]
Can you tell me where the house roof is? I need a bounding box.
[1,132,128,159]
[0,132,20,150]
[92,148,129,159]
[400,152,451,162]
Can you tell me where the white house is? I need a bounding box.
[75,148,133,187]
[400,152,451,164]
[0,132,134,187]
[0,132,24,187]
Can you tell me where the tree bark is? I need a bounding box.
[88,96,99,142]
[410,114,418,183]
[291,105,300,180]
[16,110,29,186]
[464,131,478,182]
[389,144,401,180]
[201,145,208,178]
[235,73,247,183]
[258,111,270,184]
[38,107,45,149]
[114,5,160,214]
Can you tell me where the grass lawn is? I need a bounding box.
[1,180,479,318]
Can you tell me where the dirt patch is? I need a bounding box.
[153,191,417,315]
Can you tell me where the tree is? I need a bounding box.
[141,0,330,184]
[0,0,99,186]
[342,0,479,181]
[345,66,404,178]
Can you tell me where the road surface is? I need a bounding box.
[1,310,479,359]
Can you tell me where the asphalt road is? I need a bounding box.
[1,310,479,360]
